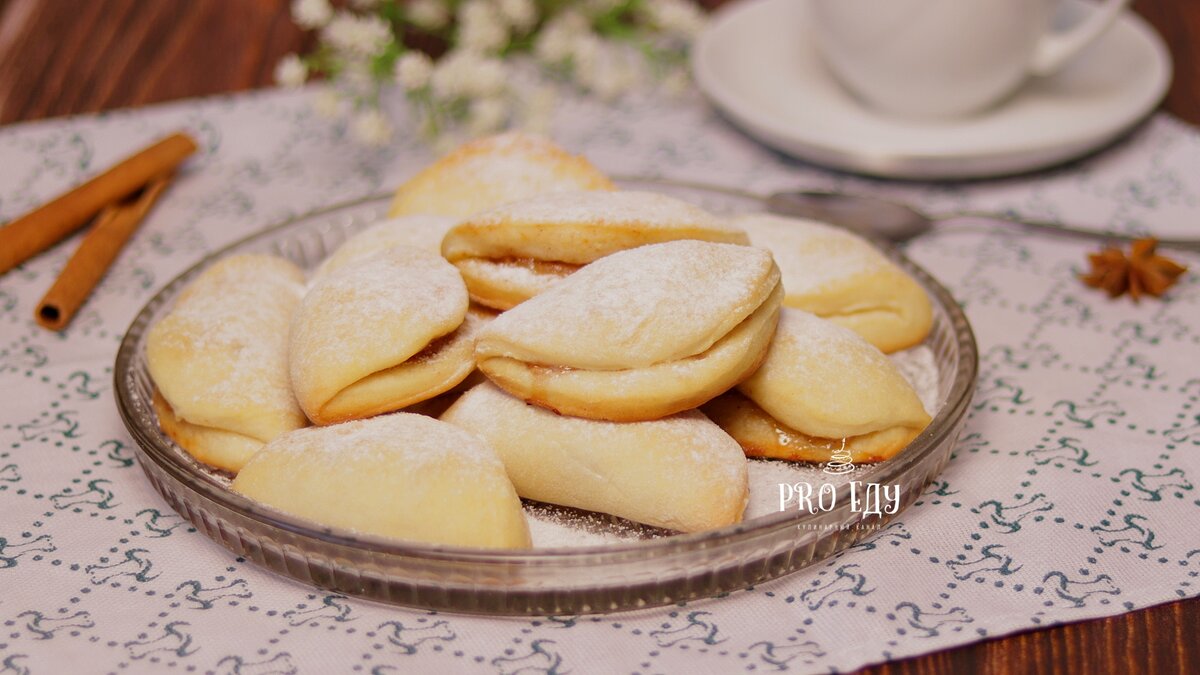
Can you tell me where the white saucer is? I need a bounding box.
[692,0,1172,180]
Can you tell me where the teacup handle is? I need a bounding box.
[1030,0,1131,76]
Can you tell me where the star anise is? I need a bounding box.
[1080,237,1187,301]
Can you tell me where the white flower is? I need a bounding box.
[645,0,705,38]
[431,50,508,99]
[497,0,538,32]
[291,0,333,29]
[457,0,494,25]
[457,1,508,53]
[573,40,641,101]
[468,58,508,97]
[274,53,308,88]
[535,10,592,65]
[534,23,573,65]
[313,89,344,118]
[322,11,393,58]
[547,10,590,36]
[352,109,393,146]
[468,97,510,136]
[407,0,449,30]
[430,50,476,98]
[395,51,433,91]
[459,20,508,54]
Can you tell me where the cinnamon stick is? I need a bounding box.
[0,132,197,276]
[35,174,174,331]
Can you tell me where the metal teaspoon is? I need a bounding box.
[765,190,1200,252]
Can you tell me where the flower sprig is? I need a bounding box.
[276,0,706,146]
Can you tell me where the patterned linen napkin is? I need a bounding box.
[0,86,1197,674]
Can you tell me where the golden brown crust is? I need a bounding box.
[736,213,933,353]
[388,132,615,218]
[702,390,922,464]
[737,309,932,441]
[146,254,307,472]
[152,391,268,473]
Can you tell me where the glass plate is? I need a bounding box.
[114,179,978,615]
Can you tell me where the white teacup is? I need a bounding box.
[811,0,1131,118]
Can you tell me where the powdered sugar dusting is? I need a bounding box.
[525,503,645,548]
[259,412,501,472]
[734,213,890,294]
[394,132,614,216]
[313,214,459,280]
[151,255,304,415]
[890,345,940,416]
[448,382,748,486]
[291,246,468,379]
[479,240,776,369]
[770,308,895,381]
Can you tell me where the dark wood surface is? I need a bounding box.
[0,1,1196,673]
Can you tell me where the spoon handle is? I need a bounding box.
[942,212,1200,254]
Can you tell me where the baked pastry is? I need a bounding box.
[442,382,748,532]
[442,191,750,310]
[290,246,479,425]
[388,132,615,218]
[232,413,531,548]
[702,309,931,463]
[146,254,307,472]
[313,214,459,281]
[734,213,932,353]
[475,240,783,421]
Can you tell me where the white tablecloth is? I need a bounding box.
[1,86,1197,674]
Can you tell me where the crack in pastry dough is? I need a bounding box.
[475,240,783,421]
[735,213,933,353]
[442,383,748,533]
[387,132,615,218]
[442,191,751,310]
[289,246,476,425]
[146,254,308,472]
[705,309,932,463]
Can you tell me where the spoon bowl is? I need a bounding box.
[766,191,932,243]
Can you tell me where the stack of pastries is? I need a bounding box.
[145,132,935,549]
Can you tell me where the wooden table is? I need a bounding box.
[0,1,1196,673]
